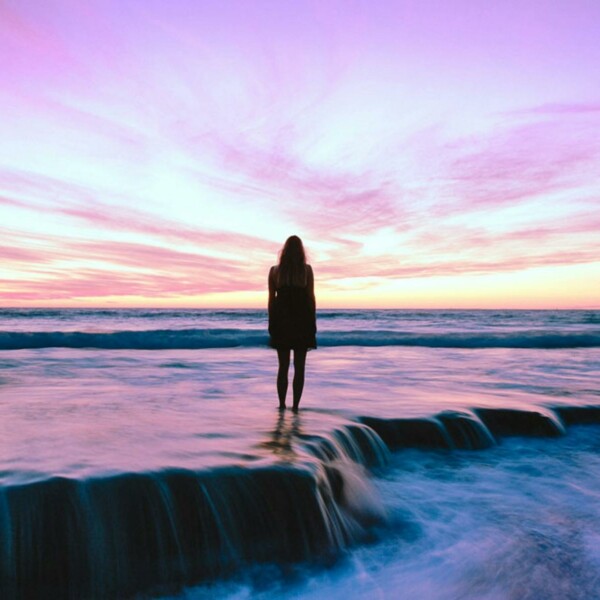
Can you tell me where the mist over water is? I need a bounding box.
[0,309,599,598]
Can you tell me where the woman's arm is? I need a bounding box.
[268,266,276,317]
[307,265,316,330]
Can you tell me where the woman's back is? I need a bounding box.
[272,263,309,289]
[268,264,316,350]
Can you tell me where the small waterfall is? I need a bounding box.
[475,408,566,438]
[303,423,389,534]
[359,408,571,451]
[305,423,390,468]
[0,423,391,599]
[436,411,496,449]
[0,466,359,599]
[359,416,453,449]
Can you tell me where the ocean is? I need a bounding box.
[1,308,599,599]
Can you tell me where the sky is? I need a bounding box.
[0,0,599,309]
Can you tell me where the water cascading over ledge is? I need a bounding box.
[1,405,600,599]
[0,424,389,600]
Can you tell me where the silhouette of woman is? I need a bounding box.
[268,236,317,410]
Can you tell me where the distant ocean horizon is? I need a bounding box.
[3,305,598,309]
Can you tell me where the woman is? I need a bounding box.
[268,235,316,411]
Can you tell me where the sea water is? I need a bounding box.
[0,309,599,598]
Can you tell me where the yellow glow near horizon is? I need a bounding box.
[3,262,597,310]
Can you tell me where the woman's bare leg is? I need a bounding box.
[276,348,291,408]
[292,348,307,410]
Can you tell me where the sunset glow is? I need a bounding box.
[1,0,599,308]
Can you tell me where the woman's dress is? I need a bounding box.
[269,284,317,350]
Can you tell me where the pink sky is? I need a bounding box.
[1,0,599,308]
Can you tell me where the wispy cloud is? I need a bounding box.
[0,168,278,255]
[436,115,600,213]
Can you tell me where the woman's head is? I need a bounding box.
[279,235,305,264]
[277,235,307,286]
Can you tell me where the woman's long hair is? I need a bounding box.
[276,235,308,287]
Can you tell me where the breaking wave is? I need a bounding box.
[1,328,599,350]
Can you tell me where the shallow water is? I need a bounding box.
[1,344,598,483]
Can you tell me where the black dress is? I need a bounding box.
[269,284,317,350]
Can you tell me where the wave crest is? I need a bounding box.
[0,328,599,350]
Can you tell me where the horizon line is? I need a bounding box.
[1,306,598,311]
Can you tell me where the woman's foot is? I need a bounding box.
[278,404,286,410]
